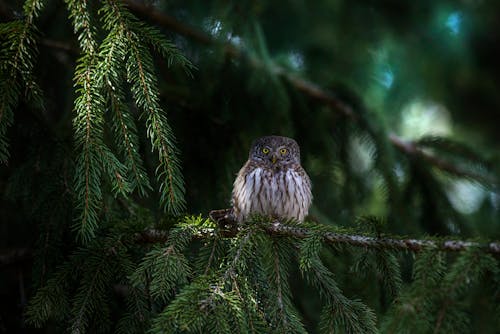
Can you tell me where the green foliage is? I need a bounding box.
[417,136,497,187]
[112,2,188,215]
[381,248,499,334]
[260,235,307,333]
[1,0,499,333]
[24,216,500,333]
[130,226,193,304]
[40,0,195,241]
[381,251,447,333]
[299,235,378,334]
[0,0,44,162]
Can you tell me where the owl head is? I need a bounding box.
[249,135,301,168]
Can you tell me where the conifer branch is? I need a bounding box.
[98,5,151,196]
[123,0,213,45]
[108,90,151,195]
[66,0,105,241]
[203,238,218,275]
[126,33,177,197]
[228,272,257,333]
[272,241,287,330]
[265,222,500,254]
[221,231,252,282]
[140,213,500,254]
[389,134,495,184]
[124,0,496,185]
[104,0,186,214]
[71,264,103,333]
[0,0,44,162]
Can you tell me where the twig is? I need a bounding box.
[123,0,494,184]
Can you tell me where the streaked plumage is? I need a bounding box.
[231,136,312,223]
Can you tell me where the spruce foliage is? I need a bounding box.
[0,0,44,162]
[1,0,499,333]
[64,0,193,241]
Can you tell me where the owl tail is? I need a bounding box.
[209,208,239,236]
[209,208,233,222]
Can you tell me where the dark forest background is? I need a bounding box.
[1,0,499,333]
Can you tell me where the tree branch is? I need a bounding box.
[389,134,495,183]
[124,0,494,184]
[134,210,500,254]
[123,0,213,45]
[265,221,500,254]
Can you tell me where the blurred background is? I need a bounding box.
[154,0,500,234]
[1,0,499,332]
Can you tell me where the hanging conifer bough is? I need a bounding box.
[0,0,45,163]
[64,0,193,241]
[1,0,499,333]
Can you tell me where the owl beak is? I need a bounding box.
[270,154,278,164]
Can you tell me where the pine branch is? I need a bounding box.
[139,212,500,254]
[299,235,378,333]
[98,2,151,196]
[108,89,151,196]
[0,0,45,162]
[66,0,106,242]
[265,222,500,254]
[264,237,306,333]
[124,0,496,185]
[123,0,213,45]
[221,230,252,282]
[103,0,186,214]
[389,134,496,184]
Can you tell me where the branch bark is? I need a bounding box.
[265,221,500,254]
[135,210,500,255]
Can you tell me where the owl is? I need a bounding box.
[231,136,312,223]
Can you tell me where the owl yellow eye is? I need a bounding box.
[262,147,270,154]
[280,148,287,155]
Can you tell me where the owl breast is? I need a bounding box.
[231,165,312,223]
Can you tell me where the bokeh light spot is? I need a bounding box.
[288,51,304,70]
[445,11,462,35]
[378,68,394,89]
[447,180,486,214]
[399,99,452,140]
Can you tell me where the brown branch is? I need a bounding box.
[134,210,500,254]
[265,221,500,254]
[389,134,495,183]
[123,0,354,118]
[123,0,213,45]
[135,229,168,243]
[279,72,355,118]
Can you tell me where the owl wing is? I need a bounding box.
[231,160,254,222]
